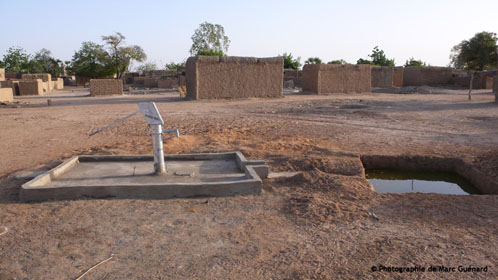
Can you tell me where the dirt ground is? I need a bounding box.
[0,87,497,279]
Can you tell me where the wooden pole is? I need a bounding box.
[468,71,474,101]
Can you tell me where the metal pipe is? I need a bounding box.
[151,124,167,174]
[162,128,180,138]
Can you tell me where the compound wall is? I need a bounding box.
[393,67,404,87]
[158,78,177,89]
[76,76,92,87]
[494,73,498,102]
[21,73,51,82]
[124,72,139,84]
[1,80,20,95]
[90,79,123,96]
[0,88,13,102]
[18,80,43,95]
[132,76,145,85]
[403,66,453,86]
[53,78,63,90]
[144,78,158,88]
[283,69,302,88]
[302,64,371,94]
[186,56,283,100]
[5,72,21,79]
[371,66,393,88]
[144,70,176,78]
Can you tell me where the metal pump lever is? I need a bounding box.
[88,102,179,175]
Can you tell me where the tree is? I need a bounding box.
[30,48,63,76]
[2,46,31,73]
[197,49,224,56]
[164,61,186,70]
[281,53,301,69]
[356,46,395,66]
[305,57,323,64]
[328,59,347,65]
[102,32,146,79]
[136,62,157,72]
[356,58,372,65]
[69,41,115,78]
[369,46,395,66]
[404,57,427,67]
[450,31,498,70]
[190,22,230,56]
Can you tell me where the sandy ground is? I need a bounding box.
[0,87,497,279]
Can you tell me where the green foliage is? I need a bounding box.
[328,59,347,64]
[356,46,395,66]
[136,62,157,72]
[305,57,323,64]
[404,57,427,67]
[0,60,3,68]
[281,53,301,69]
[102,32,146,79]
[2,46,31,73]
[450,31,498,70]
[29,48,63,77]
[356,58,372,65]
[197,49,224,56]
[164,61,186,70]
[369,46,395,66]
[190,22,230,56]
[69,41,115,78]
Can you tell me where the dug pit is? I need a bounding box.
[361,154,498,194]
[366,169,481,195]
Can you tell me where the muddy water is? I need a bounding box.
[366,169,481,195]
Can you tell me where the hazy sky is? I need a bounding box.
[1,0,497,68]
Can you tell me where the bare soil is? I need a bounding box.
[0,87,497,279]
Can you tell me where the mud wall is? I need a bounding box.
[371,66,393,88]
[158,78,177,89]
[76,76,92,87]
[494,73,498,92]
[124,72,139,84]
[481,76,494,89]
[494,73,498,102]
[0,88,13,102]
[0,68,5,81]
[393,67,404,87]
[90,79,123,96]
[403,66,454,86]
[302,64,371,94]
[18,80,43,95]
[1,80,21,95]
[62,76,76,86]
[21,73,51,82]
[186,56,283,100]
[5,72,21,79]
[53,78,63,90]
[283,69,302,88]
[144,78,158,88]
[452,76,471,88]
[144,70,176,78]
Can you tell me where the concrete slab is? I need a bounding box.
[21,152,268,202]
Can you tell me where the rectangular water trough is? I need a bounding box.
[21,152,268,202]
